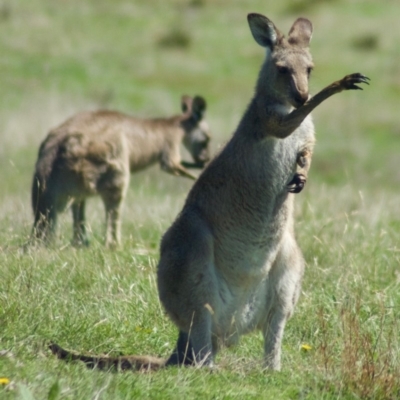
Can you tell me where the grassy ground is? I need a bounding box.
[1,0,400,398]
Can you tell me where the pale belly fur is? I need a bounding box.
[211,236,283,346]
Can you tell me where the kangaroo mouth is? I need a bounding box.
[193,158,208,168]
[194,151,210,166]
[181,159,207,169]
[291,92,309,109]
[181,151,210,169]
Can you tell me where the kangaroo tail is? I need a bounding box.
[31,133,62,241]
[31,171,53,242]
[31,172,45,217]
[49,343,166,372]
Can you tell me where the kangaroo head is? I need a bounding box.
[248,13,314,109]
[180,95,211,167]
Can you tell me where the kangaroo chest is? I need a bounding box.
[197,133,305,337]
[213,194,289,281]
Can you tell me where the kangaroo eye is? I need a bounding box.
[307,67,313,77]
[277,66,289,75]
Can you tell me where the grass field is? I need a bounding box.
[1,0,400,399]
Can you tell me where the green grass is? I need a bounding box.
[1,0,400,398]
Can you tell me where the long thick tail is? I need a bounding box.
[49,343,165,372]
[31,133,61,242]
[31,172,54,243]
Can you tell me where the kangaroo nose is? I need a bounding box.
[294,92,308,107]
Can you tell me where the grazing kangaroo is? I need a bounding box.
[50,13,369,370]
[31,95,210,248]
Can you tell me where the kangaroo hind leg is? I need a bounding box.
[165,331,195,366]
[71,200,89,247]
[159,217,217,367]
[262,234,305,370]
[100,190,124,249]
[166,312,214,368]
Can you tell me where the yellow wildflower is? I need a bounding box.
[300,344,312,352]
[0,378,10,385]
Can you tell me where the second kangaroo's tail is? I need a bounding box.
[49,343,166,372]
[31,133,62,242]
[31,171,55,242]
[31,171,46,218]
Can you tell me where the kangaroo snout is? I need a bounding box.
[293,91,308,107]
[289,74,310,108]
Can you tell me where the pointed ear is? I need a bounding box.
[191,96,206,121]
[181,95,193,114]
[288,18,313,47]
[247,13,281,50]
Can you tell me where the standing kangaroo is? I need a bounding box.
[50,14,369,370]
[31,95,210,248]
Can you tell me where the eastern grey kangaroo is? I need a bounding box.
[31,95,210,248]
[50,13,369,370]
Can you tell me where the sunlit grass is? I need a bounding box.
[1,185,399,399]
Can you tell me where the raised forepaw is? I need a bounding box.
[339,73,370,91]
[287,173,306,194]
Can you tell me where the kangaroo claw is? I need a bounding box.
[287,174,306,194]
[341,73,370,91]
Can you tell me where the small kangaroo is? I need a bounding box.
[50,14,369,370]
[31,95,210,248]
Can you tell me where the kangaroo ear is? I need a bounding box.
[247,13,281,50]
[288,18,313,47]
[181,95,193,114]
[191,96,206,121]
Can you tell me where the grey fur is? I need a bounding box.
[157,13,369,370]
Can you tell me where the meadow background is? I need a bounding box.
[1,0,400,398]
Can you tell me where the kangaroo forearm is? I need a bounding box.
[272,74,369,139]
[168,163,197,180]
[178,166,197,180]
[272,83,341,138]
[292,81,342,119]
